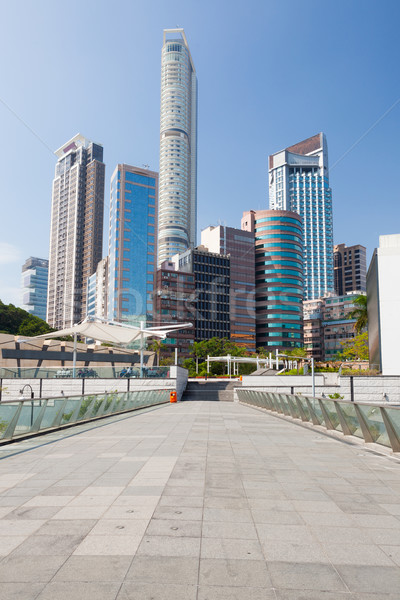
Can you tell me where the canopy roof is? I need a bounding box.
[31,317,193,346]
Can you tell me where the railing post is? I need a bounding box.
[2,401,24,440]
[380,407,400,453]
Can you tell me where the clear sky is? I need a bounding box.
[1,0,399,306]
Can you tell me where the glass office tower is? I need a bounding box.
[108,165,158,327]
[269,133,334,300]
[21,257,49,320]
[158,28,197,265]
[242,210,304,350]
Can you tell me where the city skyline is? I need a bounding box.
[0,0,399,306]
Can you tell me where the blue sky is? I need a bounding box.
[1,0,399,306]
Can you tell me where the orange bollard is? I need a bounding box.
[239,376,242,382]
[170,391,177,403]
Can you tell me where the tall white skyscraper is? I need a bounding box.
[158,28,197,265]
[269,133,334,300]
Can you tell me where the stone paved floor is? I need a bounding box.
[0,401,400,599]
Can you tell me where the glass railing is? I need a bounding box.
[0,366,171,380]
[0,388,171,442]
[237,389,400,453]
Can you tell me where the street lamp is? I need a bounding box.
[19,384,34,427]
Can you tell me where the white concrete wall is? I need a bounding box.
[241,375,400,404]
[377,235,400,375]
[170,366,189,401]
[0,378,175,402]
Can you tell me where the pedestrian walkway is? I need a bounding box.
[0,401,399,599]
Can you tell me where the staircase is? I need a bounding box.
[181,380,241,402]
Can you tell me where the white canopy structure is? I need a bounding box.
[29,317,193,376]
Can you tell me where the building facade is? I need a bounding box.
[303,298,324,361]
[201,225,256,351]
[21,257,49,321]
[334,243,367,295]
[367,234,400,375]
[87,257,109,319]
[108,165,158,327]
[154,261,195,360]
[242,210,304,351]
[322,293,358,361]
[47,134,105,329]
[158,28,197,265]
[175,247,230,342]
[269,133,334,300]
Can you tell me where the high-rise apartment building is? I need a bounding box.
[201,225,256,351]
[21,257,49,320]
[175,247,230,342]
[87,257,109,319]
[269,133,334,300]
[154,260,195,360]
[108,165,158,326]
[47,134,105,329]
[334,243,367,295]
[242,210,304,351]
[158,28,197,265]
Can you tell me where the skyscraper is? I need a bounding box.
[242,210,304,350]
[269,133,334,300]
[47,134,105,329]
[158,28,197,265]
[108,164,158,326]
[21,257,49,320]
[334,243,367,295]
[201,225,256,352]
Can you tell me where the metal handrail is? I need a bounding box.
[0,388,171,443]
[237,388,400,453]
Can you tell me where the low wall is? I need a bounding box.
[241,374,400,404]
[0,367,189,402]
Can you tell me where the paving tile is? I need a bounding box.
[252,509,303,525]
[202,521,257,540]
[197,586,275,599]
[34,519,97,536]
[201,538,264,560]
[199,558,271,588]
[268,561,348,591]
[158,495,204,508]
[36,581,120,600]
[152,506,203,521]
[126,555,199,584]
[116,583,197,599]
[323,543,395,565]
[89,518,149,537]
[22,495,74,507]
[0,519,45,536]
[0,555,67,582]
[53,555,132,581]
[53,506,107,519]
[261,540,330,563]
[10,534,84,556]
[256,523,315,544]
[73,534,142,555]
[146,518,201,537]
[0,582,46,600]
[0,536,27,556]
[336,565,400,594]
[203,507,252,522]
[136,535,201,557]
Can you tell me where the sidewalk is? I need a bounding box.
[0,401,399,599]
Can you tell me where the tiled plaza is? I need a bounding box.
[0,401,400,599]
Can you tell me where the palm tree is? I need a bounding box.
[148,339,163,366]
[348,294,368,334]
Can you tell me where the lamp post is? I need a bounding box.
[19,384,34,427]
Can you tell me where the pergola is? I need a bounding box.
[31,316,193,376]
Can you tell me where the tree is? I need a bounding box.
[148,339,163,366]
[347,294,368,334]
[337,331,369,361]
[0,300,53,336]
